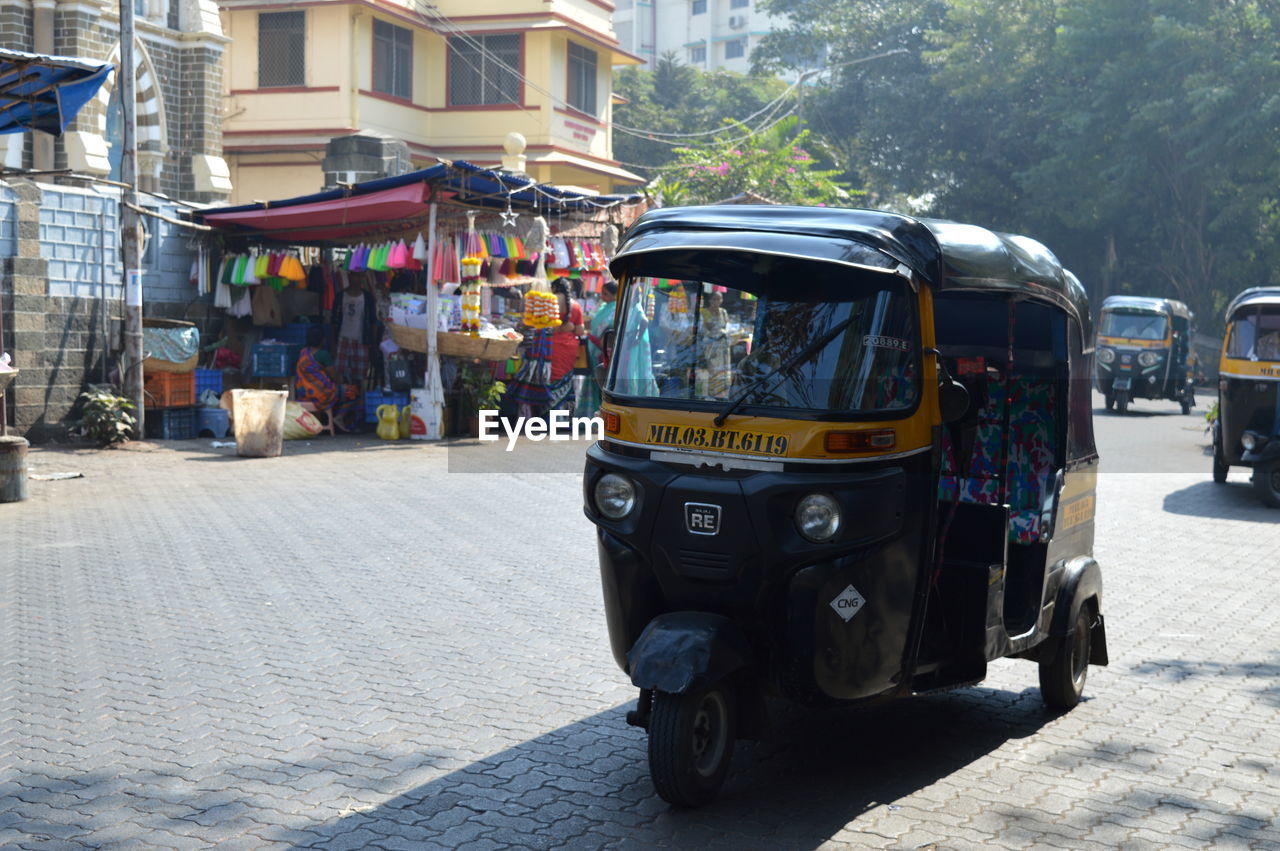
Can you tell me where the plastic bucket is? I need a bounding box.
[229,389,287,457]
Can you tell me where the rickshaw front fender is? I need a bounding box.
[626,612,754,694]
[1048,556,1108,666]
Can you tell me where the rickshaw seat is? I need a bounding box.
[938,384,1006,506]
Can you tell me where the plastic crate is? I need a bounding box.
[195,406,230,438]
[267,322,312,347]
[143,371,195,408]
[194,368,222,398]
[364,390,409,423]
[144,406,197,440]
[250,343,302,378]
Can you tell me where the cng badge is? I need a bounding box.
[685,502,721,535]
[830,584,866,622]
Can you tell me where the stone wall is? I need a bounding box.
[0,180,208,442]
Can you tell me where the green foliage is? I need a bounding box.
[75,389,136,445]
[612,53,792,177]
[457,365,505,417]
[653,116,852,206]
[754,0,1280,333]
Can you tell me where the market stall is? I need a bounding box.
[195,160,645,441]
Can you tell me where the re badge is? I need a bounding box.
[830,584,866,622]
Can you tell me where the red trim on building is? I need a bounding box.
[358,89,430,112]
[229,86,340,95]
[235,161,322,168]
[554,106,604,128]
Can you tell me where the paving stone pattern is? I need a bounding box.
[1,403,1278,848]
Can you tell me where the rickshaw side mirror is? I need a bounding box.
[938,380,970,424]
[603,328,616,359]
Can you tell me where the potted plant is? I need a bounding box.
[457,363,506,437]
[74,388,136,446]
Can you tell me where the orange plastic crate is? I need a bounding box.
[143,371,196,408]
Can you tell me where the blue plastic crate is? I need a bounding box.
[194,368,222,397]
[250,343,302,378]
[364,390,409,423]
[144,406,197,440]
[268,322,312,347]
[195,406,230,438]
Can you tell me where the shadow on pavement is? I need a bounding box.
[261,685,1055,848]
[1127,654,1280,709]
[1161,479,1280,521]
[1092,406,1185,419]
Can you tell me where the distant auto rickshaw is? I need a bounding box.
[584,206,1108,806]
[1095,296,1196,414]
[1212,287,1280,507]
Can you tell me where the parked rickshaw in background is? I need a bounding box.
[584,206,1108,806]
[1094,296,1196,414]
[1212,287,1280,507]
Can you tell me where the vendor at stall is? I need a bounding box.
[295,327,362,432]
[503,277,584,420]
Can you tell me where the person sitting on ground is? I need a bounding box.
[295,326,362,431]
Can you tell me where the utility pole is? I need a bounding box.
[119,0,144,436]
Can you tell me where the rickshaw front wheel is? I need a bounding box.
[1104,392,1115,411]
[648,683,735,807]
[1114,392,1129,415]
[1039,604,1092,711]
[1253,461,1280,508]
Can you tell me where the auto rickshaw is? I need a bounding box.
[583,206,1108,806]
[1212,287,1280,507]
[1094,295,1196,414]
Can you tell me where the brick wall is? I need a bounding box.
[1,181,209,441]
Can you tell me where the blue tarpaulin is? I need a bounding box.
[0,48,112,137]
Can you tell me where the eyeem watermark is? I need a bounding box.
[478,410,604,451]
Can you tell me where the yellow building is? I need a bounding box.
[217,0,644,204]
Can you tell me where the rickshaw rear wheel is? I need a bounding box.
[648,683,735,807]
[1039,604,1092,711]
[1253,461,1280,508]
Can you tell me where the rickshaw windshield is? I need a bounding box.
[1226,306,1280,361]
[608,268,917,415]
[1100,310,1168,341]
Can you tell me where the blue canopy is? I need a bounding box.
[0,48,113,137]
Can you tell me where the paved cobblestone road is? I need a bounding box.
[2,394,1278,848]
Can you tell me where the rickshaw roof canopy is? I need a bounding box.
[1101,295,1193,321]
[612,205,1090,325]
[1225,286,1280,319]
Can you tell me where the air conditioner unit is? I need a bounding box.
[728,14,746,29]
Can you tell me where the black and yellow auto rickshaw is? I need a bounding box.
[1095,295,1197,414]
[583,206,1108,806]
[1212,287,1280,507]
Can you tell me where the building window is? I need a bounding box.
[449,34,521,106]
[730,0,749,7]
[567,42,597,115]
[724,38,746,60]
[691,0,706,14]
[689,44,706,64]
[373,19,413,100]
[258,11,305,88]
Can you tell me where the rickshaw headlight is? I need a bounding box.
[1242,431,1265,453]
[594,473,636,519]
[1097,348,1115,365]
[1138,351,1160,367]
[796,494,841,543]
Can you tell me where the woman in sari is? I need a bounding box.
[504,278,585,419]
[295,327,362,431]
[577,281,617,416]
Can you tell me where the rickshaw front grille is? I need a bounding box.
[678,549,734,576]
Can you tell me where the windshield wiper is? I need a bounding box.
[713,316,856,428]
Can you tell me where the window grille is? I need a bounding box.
[567,42,597,115]
[259,11,305,88]
[449,34,520,106]
[373,19,413,100]
[724,38,746,60]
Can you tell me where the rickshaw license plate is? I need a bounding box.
[1114,377,1132,390]
[646,423,789,456]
